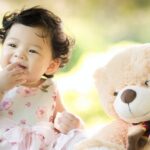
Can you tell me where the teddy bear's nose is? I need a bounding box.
[121,89,137,103]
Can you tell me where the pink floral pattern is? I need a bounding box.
[36,107,46,119]
[20,119,27,125]
[1,101,12,110]
[8,110,13,116]
[0,79,84,149]
[25,102,31,107]
[16,86,37,97]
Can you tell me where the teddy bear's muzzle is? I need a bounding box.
[114,85,150,123]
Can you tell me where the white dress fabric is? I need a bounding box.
[0,79,85,150]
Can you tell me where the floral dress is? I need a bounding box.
[0,79,85,150]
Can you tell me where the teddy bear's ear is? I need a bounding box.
[94,67,107,89]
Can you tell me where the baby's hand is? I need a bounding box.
[54,111,82,134]
[0,63,27,92]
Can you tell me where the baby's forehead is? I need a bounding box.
[5,24,51,47]
[9,24,48,38]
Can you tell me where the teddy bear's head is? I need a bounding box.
[94,44,150,124]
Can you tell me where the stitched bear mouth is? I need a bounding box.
[128,105,150,117]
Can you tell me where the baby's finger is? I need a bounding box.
[54,121,70,134]
[6,63,20,71]
[61,111,76,121]
[62,111,74,117]
[10,69,25,77]
[54,112,62,126]
[59,125,69,134]
[12,70,28,77]
[15,73,27,80]
[54,112,67,132]
[15,78,27,85]
[55,112,72,125]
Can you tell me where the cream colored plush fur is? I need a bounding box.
[75,44,150,150]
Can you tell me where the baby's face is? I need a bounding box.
[0,23,56,85]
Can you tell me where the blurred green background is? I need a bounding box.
[0,0,150,129]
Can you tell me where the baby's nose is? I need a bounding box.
[121,89,137,103]
[14,52,26,60]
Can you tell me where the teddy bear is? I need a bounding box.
[75,43,150,150]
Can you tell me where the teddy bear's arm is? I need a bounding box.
[75,120,128,150]
[74,137,124,150]
[95,120,128,145]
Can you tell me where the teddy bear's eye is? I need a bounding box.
[145,80,150,87]
[113,91,118,96]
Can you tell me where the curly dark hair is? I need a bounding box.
[0,6,74,70]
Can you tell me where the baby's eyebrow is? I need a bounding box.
[31,44,42,50]
[7,37,19,41]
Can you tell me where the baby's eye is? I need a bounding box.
[8,43,17,48]
[29,49,39,54]
[145,80,150,87]
[113,91,118,96]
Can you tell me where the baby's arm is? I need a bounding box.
[53,92,84,134]
[0,63,27,100]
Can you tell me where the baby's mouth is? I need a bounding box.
[17,64,27,70]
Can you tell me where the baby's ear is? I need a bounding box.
[45,58,61,75]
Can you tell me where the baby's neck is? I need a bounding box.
[21,78,46,88]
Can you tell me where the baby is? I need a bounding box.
[0,6,85,149]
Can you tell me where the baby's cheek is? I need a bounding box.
[25,73,35,81]
[0,58,9,68]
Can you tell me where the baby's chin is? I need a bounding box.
[21,79,43,87]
